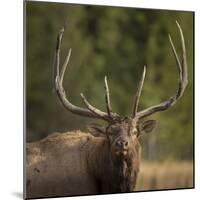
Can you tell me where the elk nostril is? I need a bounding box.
[124,141,128,147]
[116,141,121,147]
[116,140,128,148]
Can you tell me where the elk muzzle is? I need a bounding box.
[114,136,129,157]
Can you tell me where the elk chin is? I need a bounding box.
[115,150,128,157]
[113,148,129,159]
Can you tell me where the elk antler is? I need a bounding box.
[104,76,112,117]
[131,66,146,118]
[54,22,188,123]
[132,21,188,119]
[54,27,120,121]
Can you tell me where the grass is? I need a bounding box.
[135,161,193,191]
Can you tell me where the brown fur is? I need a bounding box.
[26,130,141,198]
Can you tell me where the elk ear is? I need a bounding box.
[87,123,106,137]
[139,120,157,135]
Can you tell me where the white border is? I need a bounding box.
[0,0,198,199]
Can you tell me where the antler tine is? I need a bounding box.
[136,21,188,119]
[131,66,146,118]
[176,21,188,96]
[54,27,64,86]
[104,76,112,117]
[80,93,110,120]
[80,76,121,121]
[60,48,71,86]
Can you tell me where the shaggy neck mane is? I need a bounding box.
[86,137,139,193]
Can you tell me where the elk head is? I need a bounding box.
[54,21,188,162]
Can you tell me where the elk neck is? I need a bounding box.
[85,136,140,193]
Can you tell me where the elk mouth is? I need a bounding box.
[115,148,128,157]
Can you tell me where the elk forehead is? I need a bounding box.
[106,119,141,145]
[107,118,139,136]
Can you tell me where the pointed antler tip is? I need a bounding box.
[68,48,72,55]
[80,93,87,102]
[80,93,84,97]
[60,26,65,33]
[175,20,180,26]
[143,65,147,75]
[175,21,183,32]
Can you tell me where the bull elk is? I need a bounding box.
[26,21,188,198]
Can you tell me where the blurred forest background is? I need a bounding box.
[26,1,194,190]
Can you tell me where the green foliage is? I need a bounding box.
[26,2,194,160]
